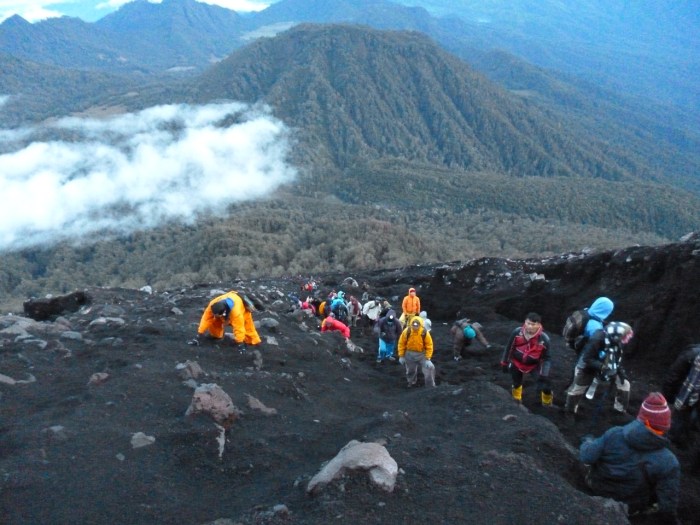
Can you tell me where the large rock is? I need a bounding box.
[307,440,398,494]
[23,291,90,321]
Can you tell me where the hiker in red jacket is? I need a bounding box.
[321,314,351,339]
[500,312,552,406]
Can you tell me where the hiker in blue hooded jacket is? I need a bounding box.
[565,297,632,415]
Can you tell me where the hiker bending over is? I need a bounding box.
[398,316,435,388]
[321,314,351,339]
[500,312,552,406]
[190,291,261,352]
[451,317,491,361]
[565,321,633,416]
[580,392,680,525]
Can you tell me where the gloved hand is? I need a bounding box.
[188,336,200,346]
[398,357,406,365]
[424,359,435,369]
[380,332,386,338]
[500,361,509,373]
[674,398,684,411]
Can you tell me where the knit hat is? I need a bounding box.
[637,392,671,433]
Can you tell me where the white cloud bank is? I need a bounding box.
[0,101,296,252]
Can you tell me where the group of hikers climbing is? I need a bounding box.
[191,285,698,524]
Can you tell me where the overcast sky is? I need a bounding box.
[0,101,297,251]
[0,0,274,23]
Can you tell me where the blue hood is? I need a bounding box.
[585,297,614,336]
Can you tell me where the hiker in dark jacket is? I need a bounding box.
[564,321,633,416]
[500,312,552,406]
[663,344,700,449]
[374,309,403,363]
[580,392,680,524]
[451,318,490,361]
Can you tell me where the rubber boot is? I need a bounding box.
[541,391,553,407]
[564,393,582,414]
[511,385,523,403]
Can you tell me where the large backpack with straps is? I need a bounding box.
[562,308,591,353]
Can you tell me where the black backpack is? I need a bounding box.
[562,309,591,353]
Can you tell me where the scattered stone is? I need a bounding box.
[131,432,156,448]
[0,372,36,385]
[246,394,277,415]
[60,331,83,341]
[88,372,110,386]
[176,360,204,380]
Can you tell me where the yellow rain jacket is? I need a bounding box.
[398,316,433,359]
[197,291,261,345]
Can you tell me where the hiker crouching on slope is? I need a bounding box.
[191,291,261,352]
[451,317,491,361]
[500,312,552,406]
[321,314,351,339]
[398,316,435,388]
[580,392,681,525]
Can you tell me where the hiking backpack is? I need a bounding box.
[562,308,591,353]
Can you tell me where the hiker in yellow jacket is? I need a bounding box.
[398,316,435,388]
[399,287,421,326]
[190,291,261,350]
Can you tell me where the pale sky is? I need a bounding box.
[0,0,273,23]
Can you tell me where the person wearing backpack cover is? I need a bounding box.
[451,317,491,361]
[579,392,681,525]
[500,312,552,406]
[374,309,403,363]
[564,321,633,416]
[562,296,614,353]
[398,316,435,388]
[190,291,262,351]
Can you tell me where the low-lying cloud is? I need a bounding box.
[0,101,296,252]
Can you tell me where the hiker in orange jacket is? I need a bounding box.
[191,291,261,350]
[399,287,421,327]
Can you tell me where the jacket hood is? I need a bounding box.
[623,419,669,452]
[409,316,425,329]
[589,297,614,321]
[385,309,397,320]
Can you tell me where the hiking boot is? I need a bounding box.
[406,381,417,389]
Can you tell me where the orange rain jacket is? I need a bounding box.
[401,289,421,317]
[197,291,261,345]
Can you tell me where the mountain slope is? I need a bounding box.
[190,25,643,181]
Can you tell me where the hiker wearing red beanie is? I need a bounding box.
[579,392,680,524]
